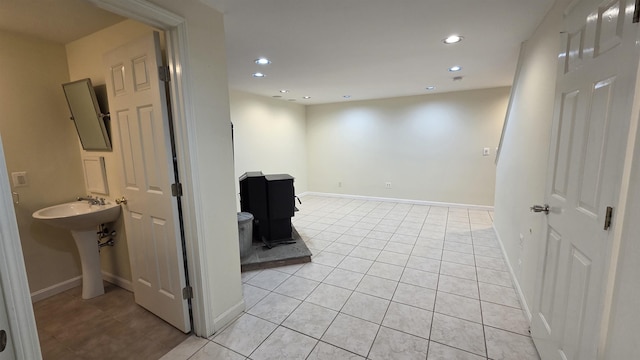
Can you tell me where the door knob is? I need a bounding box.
[530,204,550,214]
[115,196,128,205]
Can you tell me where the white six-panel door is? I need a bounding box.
[531,0,640,358]
[103,32,190,332]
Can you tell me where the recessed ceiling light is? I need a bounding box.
[448,66,462,72]
[443,35,463,44]
[302,96,311,99]
[252,72,266,78]
[280,89,289,93]
[255,58,271,65]
[343,95,351,99]
[426,86,436,90]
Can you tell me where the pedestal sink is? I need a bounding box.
[33,201,121,299]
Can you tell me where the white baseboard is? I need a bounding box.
[212,300,245,336]
[30,276,82,303]
[30,272,133,303]
[102,271,133,292]
[301,191,494,211]
[493,224,532,321]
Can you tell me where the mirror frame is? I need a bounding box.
[62,78,112,151]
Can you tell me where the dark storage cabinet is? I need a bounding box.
[239,172,295,243]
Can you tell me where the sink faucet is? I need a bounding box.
[77,196,105,205]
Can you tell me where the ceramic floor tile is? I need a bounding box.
[313,231,342,242]
[341,291,390,324]
[306,283,353,311]
[437,274,479,299]
[435,292,482,323]
[242,283,270,309]
[411,245,443,260]
[382,301,432,339]
[445,234,473,244]
[307,342,365,360]
[245,269,291,291]
[481,301,530,335]
[443,242,474,254]
[439,262,477,281]
[389,233,418,245]
[325,242,356,256]
[472,237,499,248]
[415,237,444,249]
[366,261,404,281]
[250,326,317,360]
[336,234,365,245]
[337,256,374,273]
[273,275,320,300]
[212,314,277,356]
[400,268,439,290]
[295,262,335,282]
[426,341,486,360]
[359,238,389,250]
[473,245,503,258]
[475,255,508,271]
[282,302,337,339]
[395,226,421,237]
[241,270,261,283]
[478,282,521,309]
[274,263,305,274]
[355,275,399,300]
[188,341,245,360]
[344,227,371,237]
[376,251,410,266]
[430,313,486,357]
[384,242,414,255]
[393,283,436,310]
[349,246,382,260]
[406,255,441,274]
[484,326,540,360]
[476,267,512,288]
[323,268,365,290]
[247,292,301,324]
[321,314,379,357]
[441,250,476,266]
[313,252,346,267]
[366,231,394,241]
[368,326,429,360]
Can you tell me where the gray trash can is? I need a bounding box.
[237,212,254,258]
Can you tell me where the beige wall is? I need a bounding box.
[231,90,308,204]
[65,19,160,283]
[306,87,509,206]
[0,30,86,293]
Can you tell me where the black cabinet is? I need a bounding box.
[239,172,295,243]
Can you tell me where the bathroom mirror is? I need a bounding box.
[62,78,112,151]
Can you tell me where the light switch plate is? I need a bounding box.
[483,147,490,156]
[11,172,28,187]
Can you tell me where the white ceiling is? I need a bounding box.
[0,0,555,105]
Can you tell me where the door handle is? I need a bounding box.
[115,196,128,205]
[530,204,550,214]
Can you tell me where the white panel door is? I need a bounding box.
[104,32,190,332]
[531,0,639,359]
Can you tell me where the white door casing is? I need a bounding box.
[104,32,190,332]
[531,0,639,359]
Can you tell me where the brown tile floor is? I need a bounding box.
[34,282,190,360]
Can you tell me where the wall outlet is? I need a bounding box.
[11,171,28,187]
[483,147,490,156]
[385,182,392,189]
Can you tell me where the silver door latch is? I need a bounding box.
[530,204,550,214]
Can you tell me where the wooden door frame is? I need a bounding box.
[88,0,213,336]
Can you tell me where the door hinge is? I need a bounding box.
[171,183,183,197]
[158,65,170,82]
[604,206,614,230]
[182,286,193,299]
[634,0,640,23]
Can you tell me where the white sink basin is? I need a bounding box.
[32,200,122,299]
[33,201,120,231]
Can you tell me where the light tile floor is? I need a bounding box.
[163,195,540,360]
